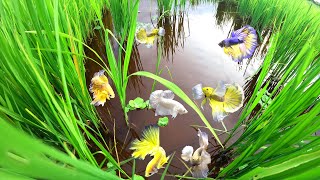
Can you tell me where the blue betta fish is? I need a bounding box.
[218,25,258,62]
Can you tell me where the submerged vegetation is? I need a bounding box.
[1,0,319,179]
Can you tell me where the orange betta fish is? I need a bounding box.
[130,126,169,177]
[89,70,115,106]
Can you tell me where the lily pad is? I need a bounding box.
[133,97,145,108]
[158,117,169,127]
[132,174,144,180]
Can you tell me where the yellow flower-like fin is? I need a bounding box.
[135,28,148,44]
[130,126,168,177]
[223,84,244,113]
[130,126,160,159]
[135,27,160,48]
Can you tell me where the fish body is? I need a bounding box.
[192,82,244,122]
[89,70,115,106]
[135,26,165,48]
[145,147,169,177]
[130,126,169,177]
[219,25,258,62]
[149,90,187,118]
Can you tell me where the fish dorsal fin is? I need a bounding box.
[162,90,174,99]
[149,90,164,109]
[130,126,160,159]
[214,81,227,97]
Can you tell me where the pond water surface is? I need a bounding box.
[85,0,268,179]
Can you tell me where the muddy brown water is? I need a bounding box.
[85,0,268,179]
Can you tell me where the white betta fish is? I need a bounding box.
[181,129,211,178]
[149,90,188,118]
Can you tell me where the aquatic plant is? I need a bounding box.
[157,117,170,127]
[99,0,140,125]
[0,118,122,179]
[238,0,320,77]
[218,28,320,179]
[0,0,139,177]
[125,97,150,113]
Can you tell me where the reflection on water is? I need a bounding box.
[84,0,271,179]
[158,11,188,61]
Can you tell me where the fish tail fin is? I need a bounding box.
[223,83,244,112]
[223,44,245,62]
[209,100,228,122]
[135,28,148,44]
[243,29,258,59]
[130,126,160,159]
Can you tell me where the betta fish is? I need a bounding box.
[149,90,188,118]
[192,81,244,122]
[218,25,258,62]
[130,126,169,177]
[181,129,211,178]
[89,70,115,106]
[135,24,165,48]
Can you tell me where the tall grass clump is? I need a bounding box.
[0,117,121,180]
[215,0,320,178]
[157,0,187,15]
[219,32,320,179]
[238,0,320,77]
[91,0,140,125]
[0,0,127,175]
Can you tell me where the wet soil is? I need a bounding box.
[84,0,269,179]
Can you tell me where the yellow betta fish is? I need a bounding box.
[89,70,115,106]
[135,25,165,48]
[192,81,244,122]
[130,126,169,177]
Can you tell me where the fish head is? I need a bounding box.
[218,40,226,47]
[105,84,115,99]
[177,105,188,115]
[158,27,165,36]
[202,87,214,97]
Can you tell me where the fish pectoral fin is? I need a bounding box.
[171,111,178,119]
[200,98,207,110]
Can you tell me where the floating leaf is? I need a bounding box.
[157,117,169,127]
[129,100,136,108]
[132,174,144,180]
